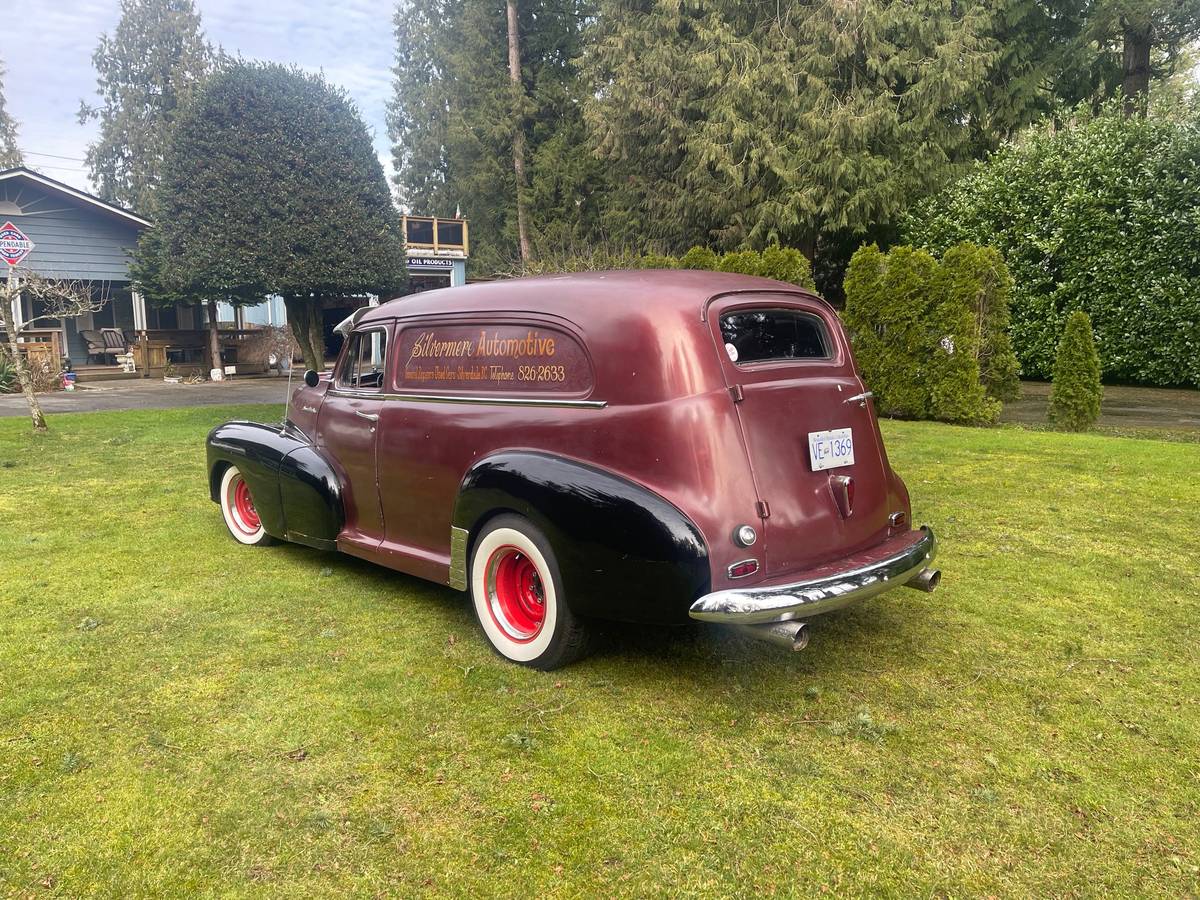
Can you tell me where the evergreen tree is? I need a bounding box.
[844,242,1006,424]
[1083,0,1200,113]
[940,242,1021,402]
[584,0,995,256]
[389,0,604,271]
[0,60,21,168]
[139,63,407,371]
[1049,310,1103,430]
[78,0,213,212]
[843,245,941,419]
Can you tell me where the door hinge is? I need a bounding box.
[729,384,744,403]
[755,500,771,519]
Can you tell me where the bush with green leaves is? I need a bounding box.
[520,243,816,289]
[843,241,1021,425]
[678,246,719,270]
[905,101,1200,387]
[0,350,15,394]
[940,243,1021,403]
[1049,311,1103,431]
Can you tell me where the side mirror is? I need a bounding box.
[303,369,320,388]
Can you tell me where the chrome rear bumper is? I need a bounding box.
[689,527,938,625]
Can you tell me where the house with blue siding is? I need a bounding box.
[3,167,470,378]
[0,167,158,368]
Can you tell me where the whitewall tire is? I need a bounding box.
[219,465,275,547]
[469,515,589,670]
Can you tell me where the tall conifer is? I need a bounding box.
[79,0,213,212]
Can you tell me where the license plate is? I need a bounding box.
[808,427,854,471]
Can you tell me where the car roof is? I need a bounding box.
[359,269,824,328]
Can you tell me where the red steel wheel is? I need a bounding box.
[469,515,590,669]
[219,465,274,546]
[485,545,547,641]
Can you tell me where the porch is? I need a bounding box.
[12,285,293,382]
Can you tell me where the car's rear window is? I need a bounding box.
[720,308,831,364]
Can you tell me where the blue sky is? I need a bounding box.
[9,0,396,197]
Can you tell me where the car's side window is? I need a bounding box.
[338,328,388,390]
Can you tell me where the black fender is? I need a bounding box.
[452,452,710,624]
[206,421,343,550]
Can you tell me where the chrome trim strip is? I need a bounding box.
[449,526,469,591]
[327,388,607,409]
[690,527,938,625]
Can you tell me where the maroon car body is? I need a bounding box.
[206,270,939,668]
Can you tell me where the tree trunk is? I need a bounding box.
[205,298,222,373]
[284,295,321,372]
[1122,25,1152,116]
[506,0,532,264]
[2,280,48,432]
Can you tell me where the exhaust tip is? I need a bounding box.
[905,567,941,593]
[734,619,809,651]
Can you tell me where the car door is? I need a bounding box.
[316,325,389,547]
[707,295,892,576]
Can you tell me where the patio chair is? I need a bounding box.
[80,329,112,364]
[101,328,128,359]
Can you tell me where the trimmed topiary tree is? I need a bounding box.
[140,61,407,371]
[1048,310,1103,431]
[927,265,999,425]
[843,244,940,420]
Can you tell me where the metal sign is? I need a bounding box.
[0,221,33,267]
[407,256,455,269]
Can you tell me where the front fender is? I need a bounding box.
[452,452,709,624]
[206,421,343,549]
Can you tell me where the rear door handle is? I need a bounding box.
[355,410,379,422]
[844,391,873,407]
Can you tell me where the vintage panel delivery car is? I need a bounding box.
[206,270,940,669]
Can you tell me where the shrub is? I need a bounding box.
[843,241,1017,425]
[905,101,1200,387]
[0,350,15,394]
[638,253,679,269]
[940,243,1021,403]
[759,245,816,289]
[519,242,815,289]
[844,245,940,420]
[1049,311,1103,431]
[716,250,763,276]
[679,246,719,270]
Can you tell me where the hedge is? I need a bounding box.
[522,244,816,289]
[904,102,1200,387]
[843,242,1020,425]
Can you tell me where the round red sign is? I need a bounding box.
[0,221,34,267]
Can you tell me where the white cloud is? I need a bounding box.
[6,0,397,192]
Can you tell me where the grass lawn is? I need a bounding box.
[1,404,1197,897]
